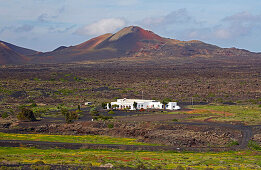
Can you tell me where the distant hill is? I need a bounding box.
[0,42,28,64]
[0,26,260,64]
[0,41,37,56]
[30,26,259,63]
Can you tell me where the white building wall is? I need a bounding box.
[109,99,180,110]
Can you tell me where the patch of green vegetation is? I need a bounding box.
[0,133,155,146]
[61,108,79,123]
[33,78,40,81]
[0,147,260,169]
[248,140,261,151]
[1,112,9,119]
[108,110,115,114]
[227,140,239,147]
[30,105,76,118]
[0,87,13,95]
[56,89,74,96]
[189,104,261,125]
[17,108,37,121]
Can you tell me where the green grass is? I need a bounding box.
[0,132,157,146]
[30,105,78,118]
[181,104,261,125]
[0,147,260,169]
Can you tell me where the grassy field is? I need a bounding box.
[190,105,261,125]
[168,104,261,125]
[0,132,157,146]
[0,147,260,169]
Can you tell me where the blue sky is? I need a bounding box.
[1,0,261,52]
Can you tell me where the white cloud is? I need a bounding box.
[77,18,126,36]
[114,0,138,6]
[214,29,231,39]
[141,9,195,27]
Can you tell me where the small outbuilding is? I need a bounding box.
[84,102,92,106]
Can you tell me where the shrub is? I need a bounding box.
[30,165,51,170]
[176,165,185,170]
[101,102,107,109]
[61,109,78,123]
[172,119,178,122]
[30,102,37,107]
[248,140,261,151]
[108,110,115,114]
[34,161,45,165]
[227,140,239,147]
[1,112,9,119]
[108,124,114,128]
[17,108,36,121]
[101,116,113,120]
[94,115,113,121]
[89,107,99,116]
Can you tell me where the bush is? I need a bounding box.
[89,107,99,116]
[30,102,37,107]
[108,124,114,128]
[61,109,78,123]
[172,119,178,122]
[34,161,45,165]
[227,140,239,147]
[94,115,113,121]
[108,110,115,114]
[17,108,36,121]
[248,140,261,151]
[176,165,185,170]
[30,165,51,170]
[102,102,107,109]
[1,112,9,119]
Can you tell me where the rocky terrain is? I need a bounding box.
[2,121,242,148]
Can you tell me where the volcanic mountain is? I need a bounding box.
[0,41,37,56]
[0,42,29,64]
[30,26,258,63]
[1,26,260,64]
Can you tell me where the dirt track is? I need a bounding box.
[170,121,253,149]
[0,120,255,151]
[117,114,197,122]
[0,140,238,152]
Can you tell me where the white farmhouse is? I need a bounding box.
[107,98,180,110]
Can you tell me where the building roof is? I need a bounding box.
[116,98,157,103]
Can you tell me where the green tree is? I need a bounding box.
[101,102,107,109]
[161,98,172,110]
[133,102,138,109]
[61,108,78,123]
[17,108,37,121]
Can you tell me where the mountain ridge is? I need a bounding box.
[0,26,260,64]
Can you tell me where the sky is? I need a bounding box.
[1,0,261,52]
